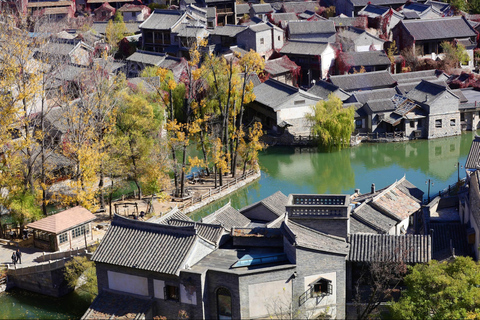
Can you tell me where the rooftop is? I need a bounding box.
[329,70,396,92]
[400,16,477,41]
[27,206,95,234]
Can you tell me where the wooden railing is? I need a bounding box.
[356,131,406,140]
[424,178,467,204]
[178,169,257,211]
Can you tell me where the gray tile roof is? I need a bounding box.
[287,20,336,35]
[92,214,197,275]
[240,191,289,218]
[405,80,453,104]
[168,219,224,244]
[264,56,300,76]
[329,16,361,28]
[350,0,410,7]
[391,69,447,84]
[365,98,397,113]
[139,9,185,30]
[307,80,351,101]
[209,25,247,37]
[348,234,431,263]
[283,220,350,255]
[465,135,480,169]
[349,215,381,234]
[251,3,273,14]
[201,202,251,230]
[280,40,330,56]
[400,17,477,41]
[351,202,397,233]
[430,222,471,261]
[342,50,391,67]
[424,0,451,13]
[270,12,298,25]
[282,1,322,14]
[236,3,250,15]
[248,22,272,33]
[147,206,193,224]
[253,78,299,108]
[329,70,396,92]
[358,4,390,18]
[126,50,166,66]
[82,290,153,319]
[352,88,397,104]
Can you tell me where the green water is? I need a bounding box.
[2,131,478,318]
[0,288,92,319]
[191,131,477,220]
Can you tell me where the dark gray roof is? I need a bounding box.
[342,50,391,67]
[329,70,396,92]
[424,0,451,12]
[358,4,390,17]
[351,202,397,233]
[391,69,447,84]
[147,206,193,224]
[287,20,336,35]
[307,80,351,101]
[348,234,431,263]
[400,17,477,41]
[253,78,298,108]
[248,22,272,33]
[126,50,166,65]
[92,214,197,275]
[236,3,250,15]
[239,72,262,87]
[283,220,350,255]
[168,219,224,244]
[209,25,247,37]
[352,88,397,104]
[329,16,360,28]
[240,191,289,218]
[251,3,273,14]
[430,222,471,261]
[349,0,411,7]
[365,98,396,113]
[280,40,330,56]
[282,1,321,14]
[349,215,381,234]
[406,80,454,104]
[139,9,185,30]
[465,135,480,169]
[52,65,88,81]
[403,11,420,19]
[270,12,298,25]
[201,202,251,230]
[264,56,300,76]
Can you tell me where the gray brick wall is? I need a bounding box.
[290,217,349,239]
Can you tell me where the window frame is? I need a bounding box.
[59,232,68,244]
[164,284,180,301]
[435,119,442,128]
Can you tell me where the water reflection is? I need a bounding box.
[192,131,479,220]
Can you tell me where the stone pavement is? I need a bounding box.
[0,243,44,268]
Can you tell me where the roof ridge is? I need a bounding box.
[113,214,197,235]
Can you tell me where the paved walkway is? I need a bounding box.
[0,243,44,268]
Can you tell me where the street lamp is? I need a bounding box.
[454,162,464,182]
[426,179,434,203]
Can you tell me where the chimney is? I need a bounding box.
[371,183,375,194]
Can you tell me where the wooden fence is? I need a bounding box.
[356,131,406,140]
[178,169,257,211]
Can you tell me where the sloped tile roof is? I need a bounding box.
[329,16,359,28]
[348,234,431,263]
[365,98,396,113]
[280,40,330,56]
[248,22,272,33]
[353,88,397,104]
[126,50,166,65]
[308,80,351,101]
[430,222,471,261]
[236,3,250,15]
[209,25,247,37]
[288,20,336,35]
[264,55,300,76]
[139,9,184,30]
[342,50,391,67]
[270,12,298,25]
[253,78,299,108]
[27,206,95,234]
[465,135,480,169]
[351,202,397,233]
[283,220,350,255]
[282,1,321,14]
[147,206,193,224]
[401,17,477,41]
[82,291,153,319]
[92,215,197,275]
[349,215,382,234]
[251,3,273,14]
[329,70,396,92]
[240,191,289,218]
[201,202,251,230]
[391,69,447,84]
[405,80,453,104]
[168,219,224,244]
[350,0,411,6]
[358,4,390,18]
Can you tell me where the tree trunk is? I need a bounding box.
[214,165,217,188]
[199,130,210,176]
[232,66,248,179]
[98,163,105,210]
[180,143,187,198]
[109,176,113,219]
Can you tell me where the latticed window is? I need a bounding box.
[59,232,68,244]
[311,278,333,296]
[217,287,232,320]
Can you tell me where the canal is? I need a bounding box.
[1,131,477,318]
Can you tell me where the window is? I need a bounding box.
[410,120,415,128]
[435,119,442,128]
[294,100,305,105]
[72,225,89,239]
[59,232,68,244]
[278,35,281,41]
[450,119,456,126]
[260,38,264,44]
[356,119,362,129]
[165,285,179,301]
[217,287,232,320]
[461,113,465,121]
[311,278,332,296]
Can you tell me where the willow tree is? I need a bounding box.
[306,94,355,149]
